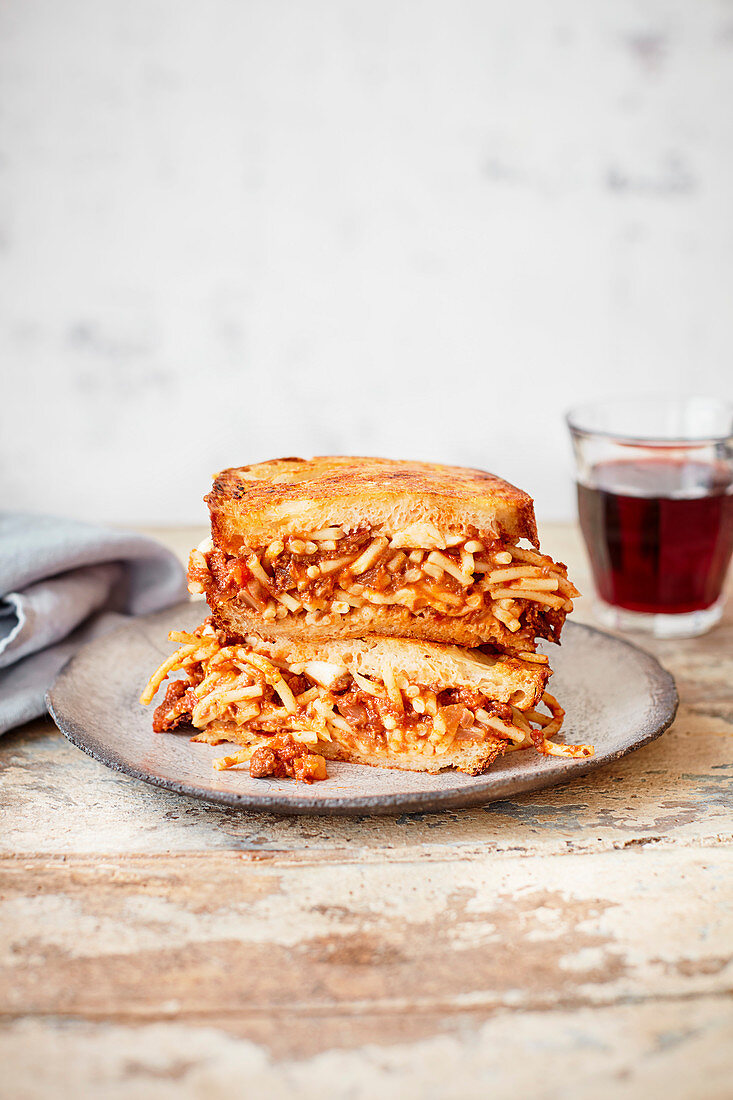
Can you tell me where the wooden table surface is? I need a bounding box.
[2,524,732,1099]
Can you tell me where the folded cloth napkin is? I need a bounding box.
[0,513,188,733]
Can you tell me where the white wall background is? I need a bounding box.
[1,0,731,524]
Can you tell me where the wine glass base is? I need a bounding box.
[592,596,725,639]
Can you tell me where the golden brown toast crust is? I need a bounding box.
[203,724,507,777]
[310,737,506,776]
[207,456,538,549]
[211,598,549,652]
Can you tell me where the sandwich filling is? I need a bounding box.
[140,623,592,778]
[188,528,578,647]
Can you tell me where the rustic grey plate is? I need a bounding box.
[47,602,678,816]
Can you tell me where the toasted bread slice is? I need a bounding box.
[211,599,554,652]
[207,456,538,549]
[252,633,548,708]
[196,724,508,776]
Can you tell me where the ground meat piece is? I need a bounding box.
[206,547,251,595]
[272,558,298,592]
[438,686,486,711]
[334,685,409,737]
[519,600,563,643]
[436,687,512,722]
[280,670,310,696]
[152,680,196,733]
[249,734,328,783]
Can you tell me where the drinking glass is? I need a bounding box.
[567,396,733,638]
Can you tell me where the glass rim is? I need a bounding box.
[566,395,733,447]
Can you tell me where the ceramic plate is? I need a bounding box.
[47,602,678,815]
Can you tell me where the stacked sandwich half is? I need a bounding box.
[141,457,592,781]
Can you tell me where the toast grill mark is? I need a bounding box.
[188,529,577,645]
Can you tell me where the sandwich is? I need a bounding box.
[140,622,592,781]
[188,456,578,652]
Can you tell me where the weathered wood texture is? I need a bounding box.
[1,525,731,1099]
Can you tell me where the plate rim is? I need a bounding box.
[46,609,679,816]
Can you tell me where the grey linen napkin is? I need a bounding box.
[0,513,188,733]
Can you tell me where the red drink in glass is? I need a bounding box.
[568,397,733,638]
[577,458,733,615]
